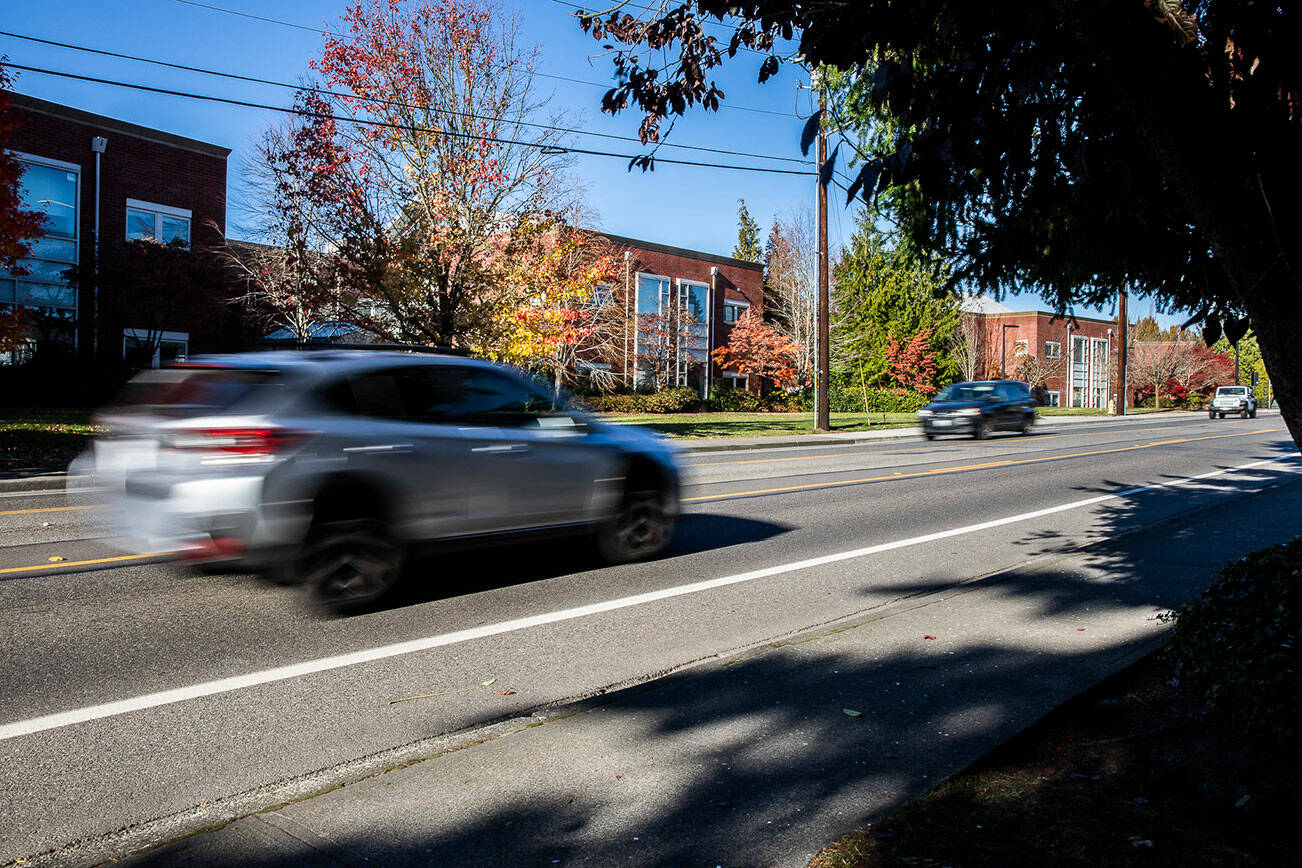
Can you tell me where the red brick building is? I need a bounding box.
[597,232,765,395]
[961,295,1121,409]
[2,93,230,366]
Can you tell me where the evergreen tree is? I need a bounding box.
[732,199,762,263]
[831,212,959,387]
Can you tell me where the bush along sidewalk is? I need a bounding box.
[576,384,932,415]
[809,537,1302,867]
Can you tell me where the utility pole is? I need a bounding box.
[815,91,830,432]
[1117,288,1128,415]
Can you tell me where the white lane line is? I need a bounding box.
[1,453,1296,742]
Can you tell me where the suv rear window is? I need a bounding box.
[108,367,285,417]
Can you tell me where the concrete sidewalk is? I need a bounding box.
[105,457,1302,867]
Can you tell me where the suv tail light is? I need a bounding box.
[168,427,306,456]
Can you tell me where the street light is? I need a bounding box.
[1000,323,1020,378]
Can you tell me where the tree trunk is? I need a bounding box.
[1246,295,1302,447]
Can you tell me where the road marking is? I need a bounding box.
[0,452,1295,743]
[0,504,101,517]
[688,423,1199,466]
[0,552,161,575]
[683,428,1283,503]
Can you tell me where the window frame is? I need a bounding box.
[1044,340,1061,359]
[125,198,193,247]
[123,328,189,369]
[723,299,750,324]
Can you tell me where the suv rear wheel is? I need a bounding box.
[303,517,404,614]
[597,488,674,564]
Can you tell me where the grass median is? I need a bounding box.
[0,408,98,472]
[598,412,920,439]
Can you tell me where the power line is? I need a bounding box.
[0,61,814,177]
[0,30,806,165]
[168,0,795,118]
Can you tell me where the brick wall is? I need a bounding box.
[7,94,230,361]
[969,309,1118,407]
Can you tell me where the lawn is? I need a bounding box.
[599,411,919,439]
[0,408,99,472]
[809,651,1298,867]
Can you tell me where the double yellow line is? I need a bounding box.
[682,427,1283,503]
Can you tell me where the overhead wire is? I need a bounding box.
[0,30,807,166]
[169,0,795,118]
[0,61,814,177]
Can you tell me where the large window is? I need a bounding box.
[126,199,191,247]
[2,155,80,364]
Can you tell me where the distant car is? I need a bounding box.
[1209,385,1257,419]
[73,350,682,612]
[918,380,1037,440]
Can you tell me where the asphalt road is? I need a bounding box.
[0,414,1297,866]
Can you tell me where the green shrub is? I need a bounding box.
[585,386,702,413]
[800,387,930,414]
[1161,538,1302,747]
[708,385,764,412]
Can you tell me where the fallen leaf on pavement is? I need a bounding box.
[480,678,496,686]
[500,690,515,695]
[843,709,862,717]
[48,556,65,562]
[923,635,936,640]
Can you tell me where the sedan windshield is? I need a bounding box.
[934,383,997,402]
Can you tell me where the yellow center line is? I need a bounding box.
[682,427,1283,503]
[688,423,1191,467]
[0,504,102,517]
[0,552,164,575]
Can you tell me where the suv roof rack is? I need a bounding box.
[255,340,472,357]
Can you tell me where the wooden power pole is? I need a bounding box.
[815,93,831,432]
[1117,288,1128,415]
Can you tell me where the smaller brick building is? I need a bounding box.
[595,232,765,395]
[2,93,230,367]
[961,295,1120,409]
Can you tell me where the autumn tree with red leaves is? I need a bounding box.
[0,63,46,274]
[711,309,798,390]
[884,328,940,395]
[295,0,580,349]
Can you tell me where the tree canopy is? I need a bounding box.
[578,1,1302,445]
[732,199,762,262]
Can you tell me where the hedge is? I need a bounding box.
[1160,538,1302,748]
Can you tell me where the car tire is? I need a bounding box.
[596,488,674,564]
[973,418,991,440]
[303,517,404,614]
[1209,411,1216,420]
[1241,409,1248,419]
[1219,413,1225,419]
[924,433,935,441]
[1019,417,1033,435]
[1250,409,1258,418]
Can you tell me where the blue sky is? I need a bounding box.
[1,0,1169,324]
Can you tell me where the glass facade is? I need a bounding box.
[1068,335,1110,408]
[633,274,713,395]
[2,157,80,363]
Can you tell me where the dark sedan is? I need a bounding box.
[918,380,1037,440]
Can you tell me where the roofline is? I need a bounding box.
[974,309,1119,327]
[592,230,764,272]
[8,92,231,159]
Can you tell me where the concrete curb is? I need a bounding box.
[676,409,1222,454]
[0,472,79,494]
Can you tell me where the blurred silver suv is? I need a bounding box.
[74,351,681,611]
[1209,385,1257,419]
